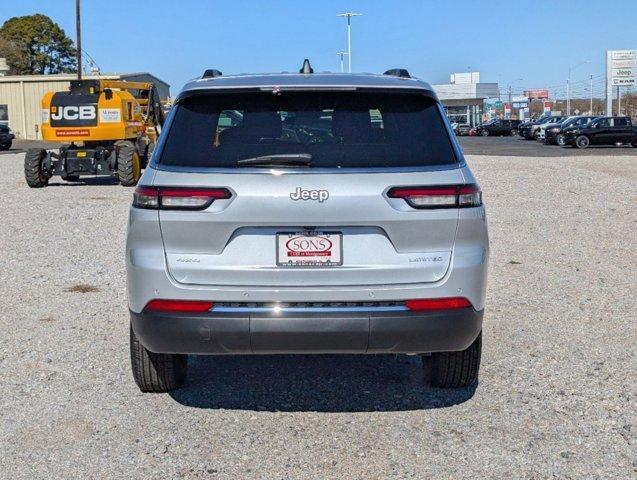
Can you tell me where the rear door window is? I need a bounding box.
[159,92,457,169]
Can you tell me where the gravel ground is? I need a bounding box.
[0,152,635,479]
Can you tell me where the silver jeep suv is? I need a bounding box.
[127,63,489,392]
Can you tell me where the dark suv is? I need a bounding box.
[544,116,598,146]
[564,116,637,148]
[475,119,521,136]
[0,124,14,150]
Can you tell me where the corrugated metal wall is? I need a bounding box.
[0,80,73,139]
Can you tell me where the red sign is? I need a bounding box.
[55,129,90,137]
[524,89,549,99]
[543,101,552,114]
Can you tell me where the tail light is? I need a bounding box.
[387,184,482,209]
[145,299,214,313]
[133,186,231,210]
[405,297,472,311]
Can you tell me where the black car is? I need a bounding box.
[475,119,522,136]
[563,116,637,148]
[0,124,14,151]
[517,115,551,138]
[544,116,598,146]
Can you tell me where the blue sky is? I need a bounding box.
[3,0,636,98]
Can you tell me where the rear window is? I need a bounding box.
[159,92,456,169]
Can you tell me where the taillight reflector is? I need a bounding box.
[145,299,214,313]
[405,297,472,311]
[388,184,482,209]
[133,186,231,210]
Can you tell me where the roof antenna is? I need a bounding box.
[300,59,314,74]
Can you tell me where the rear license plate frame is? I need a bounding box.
[276,231,343,267]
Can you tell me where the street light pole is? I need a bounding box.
[337,52,348,73]
[590,74,593,114]
[337,12,361,73]
[566,76,570,115]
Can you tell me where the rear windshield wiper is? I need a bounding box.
[237,154,312,168]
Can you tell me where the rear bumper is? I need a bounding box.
[130,307,483,355]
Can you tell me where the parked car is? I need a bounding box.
[475,119,522,136]
[126,64,489,392]
[563,116,637,148]
[522,116,566,140]
[544,116,598,145]
[0,124,14,150]
[455,123,472,136]
[517,115,551,139]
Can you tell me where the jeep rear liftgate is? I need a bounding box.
[149,89,466,287]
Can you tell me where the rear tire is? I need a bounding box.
[116,140,142,186]
[428,332,482,388]
[510,129,517,136]
[575,135,590,149]
[481,129,489,136]
[130,324,187,393]
[0,140,12,150]
[24,148,49,188]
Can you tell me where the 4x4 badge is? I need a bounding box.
[290,187,329,202]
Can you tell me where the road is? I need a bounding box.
[458,135,637,157]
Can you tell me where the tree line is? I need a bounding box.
[0,14,76,75]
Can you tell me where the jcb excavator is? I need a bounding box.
[24,79,165,187]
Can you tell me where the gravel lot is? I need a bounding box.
[0,151,635,479]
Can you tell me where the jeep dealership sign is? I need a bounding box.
[606,49,636,114]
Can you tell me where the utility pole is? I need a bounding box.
[75,0,82,80]
[589,74,593,114]
[337,12,361,73]
[567,60,590,115]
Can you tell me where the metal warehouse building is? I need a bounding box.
[0,72,170,139]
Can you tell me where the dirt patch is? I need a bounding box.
[66,284,100,293]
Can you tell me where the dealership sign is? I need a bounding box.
[608,50,636,86]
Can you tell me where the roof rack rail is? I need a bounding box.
[299,59,314,74]
[383,68,411,78]
[202,69,223,78]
